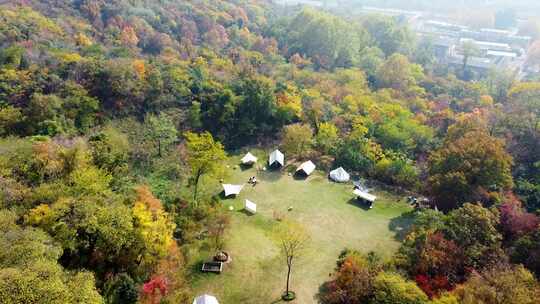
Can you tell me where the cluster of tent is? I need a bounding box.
[204,152,380,300]
[224,150,376,213]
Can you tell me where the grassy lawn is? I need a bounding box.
[188,151,413,304]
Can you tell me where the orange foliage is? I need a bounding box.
[132,60,146,79]
[134,185,162,211]
[121,26,139,47]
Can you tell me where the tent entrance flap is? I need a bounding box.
[269,149,284,167]
[296,160,316,176]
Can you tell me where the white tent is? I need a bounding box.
[241,152,258,165]
[193,294,219,304]
[329,167,350,182]
[222,184,244,197]
[268,149,284,167]
[353,189,377,202]
[296,160,316,176]
[245,199,257,214]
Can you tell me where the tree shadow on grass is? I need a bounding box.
[388,210,416,241]
[258,169,283,182]
[237,209,255,216]
[240,163,255,171]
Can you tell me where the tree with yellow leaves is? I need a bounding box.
[132,186,176,271]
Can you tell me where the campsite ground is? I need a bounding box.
[188,151,414,304]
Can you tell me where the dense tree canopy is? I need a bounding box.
[428,114,513,210]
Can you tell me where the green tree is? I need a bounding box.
[371,272,428,304]
[26,197,135,271]
[0,45,25,69]
[0,105,23,136]
[234,76,280,142]
[315,122,339,155]
[335,137,378,173]
[375,54,425,96]
[275,220,310,301]
[0,210,103,304]
[505,83,540,175]
[456,264,540,304]
[361,15,415,56]
[358,46,385,80]
[89,126,130,178]
[510,227,540,277]
[444,203,503,269]
[461,41,480,79]
[374,153,419,188]
[103,273,138,304]
[0,263,103,304]
[281,123,314,158]
[282,8,368,69]
[184,131,226,201]
[144,113,178,157]
[427,115,513,210]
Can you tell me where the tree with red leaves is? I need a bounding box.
[318,253,378,303]
[410,232,464,298]
[499,195,539,241]
[141,276,168,304]
[318,251,382,304]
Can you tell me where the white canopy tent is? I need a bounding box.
[353,189,377,202]
[241,152,258,165]
[222,184,244,197]
[245,199,257,214]
[193,294,219,304]
[329,167,350,182]
[268,149,285,167]
[296,160,316,176]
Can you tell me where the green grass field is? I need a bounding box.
[188,152,413,304]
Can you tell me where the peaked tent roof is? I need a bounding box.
[353,189,377,202]
[222,184,244,197]
[296,160,316,176]
[329,167,350,182]
[193,294,219,304]
[241,152,258,164]
[269,149,285,166]
[245,199,257,214]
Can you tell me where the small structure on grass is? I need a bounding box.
[201,262,223,273]
[269,149,285,168]
[295,160,316,176]
[329,167,350,182]
[241,152,258,165]
[245,199,257,214]
[193,294,220,304]
[353,188,377,209]
[222,184,244,197]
